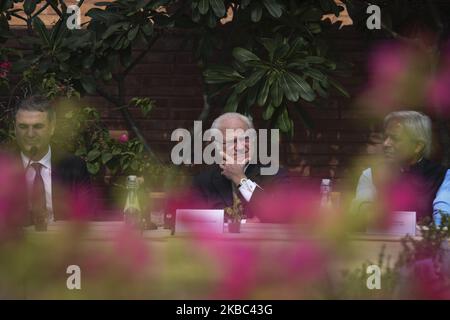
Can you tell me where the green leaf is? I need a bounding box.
[87,162,100,175]
[102,22,129,40]
[244,69,267,88]
[81,76,97,94]
[23,0,37,15]
[286,72,316,102]
[82,55,95,69]
[102,153,113,164]
[246,83,260,107]
[224,91,239,112]
[304,68,326,82]
[128,26,139,41]
[281,72,299,102]
[262,104,275,120]
[87,149,101,161]
[210,0,226,17]
[141,23,154,36]
[305,56,326,64]
[198,0,209,15]
[251,4,263,22]
[232,47,260,63]
[262,0,283,18]
[203,65,243,84]
[276,108,291,133]
[257,78,271,106]
[270,79,283,107]
[329,78,350,98]
[313,80,328,98]
[32,17,51,48]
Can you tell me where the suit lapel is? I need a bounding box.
[211,166,233,207]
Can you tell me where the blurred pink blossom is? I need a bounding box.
[250,181,321,224]
[113,225,151,274]
[118,133,129,144]
[0,61,11,78]
[368,43,410,86]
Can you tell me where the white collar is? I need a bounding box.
[21,146,52,169]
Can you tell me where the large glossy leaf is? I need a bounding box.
[87,149,101,161]
[246,82,260,107]
[198,0,209,15]
[329,78,350,98]
[23,0,37,15]
[32,17,50,48]
[276,108,291,133]
[210,0,226,17]
[303,68,326,81]
[257,77,271,106]
[262,0,283,18]
[102,22,129,40]
[204,65,243,84]
[251,3,263,22]
[224,91,239,112]
[281,72,299,102]
[81,76,97,94]
[243,69,266,88]
[286,72,316,102]
[232,47,260,63]
[270,79,283,107]
[128,26,139,41]
[262,104,275,120]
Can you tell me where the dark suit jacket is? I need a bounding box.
[8,146,91,222]
[192,163,290,222]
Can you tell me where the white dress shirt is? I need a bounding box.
[236,164,262,202]
[21,147,53,221]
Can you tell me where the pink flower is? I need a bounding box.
[0,61,11,79]
[118,133,129,144]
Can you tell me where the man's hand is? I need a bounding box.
[219,151,247,186]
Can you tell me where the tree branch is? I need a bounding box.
[122,32,161,77]
[95,86,120,106]
[32,3,51,19]
[9,12,28,23]
[45,0,63,18]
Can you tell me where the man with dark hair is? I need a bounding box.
[12,95,91,225]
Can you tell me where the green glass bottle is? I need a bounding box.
[124,175,143,230]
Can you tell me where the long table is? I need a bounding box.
[18,221,427,299]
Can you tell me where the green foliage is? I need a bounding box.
[339,214,450,299]
[130,97,155,117]
[204,34,347,134]
[0,0,350,157]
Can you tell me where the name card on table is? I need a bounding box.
[175,209,224,234]
[367,211,416,236]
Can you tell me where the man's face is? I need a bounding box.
[219,118,251,164]
[15,110,55,157]
[383,121,423,165]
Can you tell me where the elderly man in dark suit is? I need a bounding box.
[192,112,289,222]
[11,95,91,226]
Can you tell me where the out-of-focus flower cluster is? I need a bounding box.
[358,40,450,117]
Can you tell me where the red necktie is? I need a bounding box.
[30,162,47,223]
